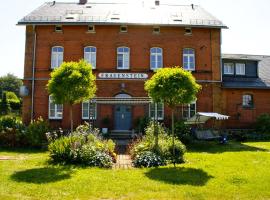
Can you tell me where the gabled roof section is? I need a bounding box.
[222,54,270,89]
[18,1,227,28]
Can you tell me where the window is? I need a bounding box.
[49,96,63,119]
[242,94,253,108]
[82,101,97,119]
[88,25,95,32]
[51,46,63,69]
[183,48,195,71]
[236,63,245,75]
[117,47,130,69]
[153,26,160,34]
[84,46,96,69]
[184,27,192,35]
[224,63,234,75]
[150,47,163,70]
[55,25,62,32]
[182,101,196,119]
[149,103,164,120]
[120,25,127,32]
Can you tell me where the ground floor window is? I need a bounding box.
[49,95,63,119]
[82,101,97,120]
[242,94,253,108]
[149,103,164,120]
[182,101,196,119]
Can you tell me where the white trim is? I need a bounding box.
[117,46,130,69]
[182,101,196,119]
[51,46,64,69]
[149,102,164,120]
[224,63,234,75]
[84,46,97,69]
[120,25,128,33]
[236,63,245,75]
[82,100,97,120]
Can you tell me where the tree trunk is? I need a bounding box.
[70,104,73,133]
[154,115,158,148]
[171,108,175,167]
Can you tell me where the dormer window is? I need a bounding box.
[55,25,62,32]
[224,63,234,75]
[236,63,245,75]
[120,25,128,33]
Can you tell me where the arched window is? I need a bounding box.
[242,94,253,108]
[51,46,63,69]
[48,95,63,119]
[150,47,163,70]
[183,48,195,71]
[117,47,130,69]
[84,46,96,69]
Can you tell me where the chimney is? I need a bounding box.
[79,0,87,4]
[155,0,160,6]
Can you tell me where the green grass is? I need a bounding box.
[1,141,270,200]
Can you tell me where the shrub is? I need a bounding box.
[175,121,193,144]
[255,114,270,134]
[26,117,50,147]
[48,123,116,168]
[0,116,26,147]
[129,121,186,166]
[134,116,150,134]
[133,151,166,168]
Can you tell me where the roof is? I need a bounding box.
[18,1,227,28]
[222,54,270,89]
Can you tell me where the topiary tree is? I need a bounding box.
[0,92,10,115]
[145,67,201,166]
[47,60,96,132]
[5,91,21,111]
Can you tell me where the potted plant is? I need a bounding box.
[101,116,110,135]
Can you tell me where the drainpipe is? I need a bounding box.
[31,25,37,121]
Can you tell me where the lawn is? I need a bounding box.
[0,141,270,200]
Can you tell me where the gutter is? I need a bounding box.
[31,25,37,121]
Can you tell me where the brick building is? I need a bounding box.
[20,0,256,132]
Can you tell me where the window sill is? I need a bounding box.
[242,106,255,110]
[49,118,63,120]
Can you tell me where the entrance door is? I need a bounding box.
[114,105,132,130]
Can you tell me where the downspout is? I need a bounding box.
[220,29,223,83]
[31,25,37,121]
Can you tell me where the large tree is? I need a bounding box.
[145,67,201,165]
[0,73,23,97]
[47,60,96,132]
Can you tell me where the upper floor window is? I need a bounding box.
[224,63,234,75]
[84,46,96,69]
[149,102,164,120]
[236,63,245,75]
[150,47,163,70]
[120,25,128,33]
[55,25,62,32]
[183,48,195,71]
[82,101,97,120]
[51,46,63,69]
[49,95,63,119]
[182,101,196,119]
[117,47,130,69]
[88,25,95,33]
[153,26,160,34]
[242,94,253,108]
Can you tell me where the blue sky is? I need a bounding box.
[0,0,270,78]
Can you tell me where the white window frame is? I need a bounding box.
[117,47,130,69]
[182,101,196,119]
[149,102,164,120]
[150,47,163,70]
[120,25,128,33]
[51,46,64,69]
[183,48,195,71]
[242,94,253,107]
[84,46,97,69]
[48,95,63,120]
[236,63,245,75]
[87,25,95,33]
[224,63,234,75]
[82,101,97,120]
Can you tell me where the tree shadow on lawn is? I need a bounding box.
[0,147,47,154]
[10,167,72,184]
[187,141,268,154]
[145,167,213,186]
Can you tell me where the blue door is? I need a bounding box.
[114,105,132,130]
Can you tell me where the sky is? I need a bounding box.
[0,0,270,78]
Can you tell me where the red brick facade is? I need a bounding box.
[23,24,224,129]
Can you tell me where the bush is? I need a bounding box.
[255,114,270,134]
[129,121,186,167]
[134,116,150,134]
[48,123,116,168]
[0,116,26,147]
[175,121,193,144]
[26,117,50,147]
[133,151,166,168]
